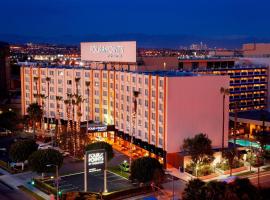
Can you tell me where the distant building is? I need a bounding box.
[243,43,270,57]
[0,42,10,99]
[178,58,268,112]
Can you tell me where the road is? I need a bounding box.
[0,180,33,200]
[244,170,270,188]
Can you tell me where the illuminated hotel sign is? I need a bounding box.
[86,149,106,173]
[88,125,107,132]
[81,41,136,63]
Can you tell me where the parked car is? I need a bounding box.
[119,160,130,172]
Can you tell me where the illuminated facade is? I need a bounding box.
[178,58,268,112]
[21,64,229,166]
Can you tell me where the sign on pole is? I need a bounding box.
[84,149,107,192]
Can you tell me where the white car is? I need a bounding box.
[38,142,53,150]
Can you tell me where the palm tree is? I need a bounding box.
[220,87,230,156]
[71,97,77,156]
[33,77,39,103]
[56,96,63,143]
[129,90,140,167]
[46,77,51,131]
[224,149,237,176]
[27,103,43,138]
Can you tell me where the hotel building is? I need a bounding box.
[20,42,229,167]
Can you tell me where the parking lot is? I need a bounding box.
[45,170,134,193]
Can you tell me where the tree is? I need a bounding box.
[182,179,206,200]
[85,141,114,161]
[0,110,18,131]
[9,139,38,170]
[182,133,213,176]
[223,148,237,176]
[28,149,63,174]
[130,157,164,185]
[26,102,43,137]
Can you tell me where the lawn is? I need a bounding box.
[108,166,130,179]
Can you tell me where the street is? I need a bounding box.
[244,170,270,188]
[0,180,33,200]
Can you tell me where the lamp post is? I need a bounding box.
[46,164,59,200]
[220,87,230,156]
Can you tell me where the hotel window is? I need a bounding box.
[95,116,100,122]
[145,89,148,96]
[121,123,124,129]
[139,77,142,84]
[50,79,54,84]
[25,93,30,98]
[50,87,54,92]
[25,77,30,82]
[116,102,118,108]
[145,122,148,128]
[138,120,142,126]
[58,71,63,76]
[158,138,163,146]
[49,71,54,76]
[42,78,46,83]
[85,72,90,77]
[76,72,81,77]
[152,90,156,97]
[25,85,30,90]
[159,92,163,98]
[110,74,114,79]
[26,101,30,105]
[58,88,63,93]
[94,81,99,86]
[103,73,107,78]
[127,106,130,112]
[132,77,136,83]
[95,108,99,113]
[159,80,163,87]
[121,104,124,110]
[159,127,163,134]
[50,95,55,100]
[145,132,148,140]
[67,88,72,93]
[145,111,148,117]
[103,82,107,87]
[50,111,55,117]
[152,102,155,109]
[159,103,163,111]
[127,96,130,102]
[121,95,124,100]
[94,73,99,78]
[116,84,118,90]
[159,115,163,122]
[110,83,113,89]
[145,79,148,85]
[138,99,142,105]
[116,74,119,80]
[103,100,107,105]
[50,103,55,108]
[145,100,148,106]
[94,90,99,95]
[126,86,129,92]
[110,101,114,107]
[152,79,155,86]
[58,79,62,84]
[121,85,124,91]
[127,116,130,122]
[103,91,107,96]
[42,86,46,91]
[151,135,156,143]
[121,75,124,81]
[94,99,99,104]
[138,130,141,137]
[25,69,30,74]
[121,113,123,119]
[103,109,107,114]
[67,80,72,85]
[151,113,155,120]
[151,124,155,131]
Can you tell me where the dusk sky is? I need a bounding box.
[1,0,270,46]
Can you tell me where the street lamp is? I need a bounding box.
[46,164,59,200]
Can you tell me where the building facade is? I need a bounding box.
[178,58,268,112]
[21,64,229,166]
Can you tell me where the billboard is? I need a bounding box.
[81,41,136,63]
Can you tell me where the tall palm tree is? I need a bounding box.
[64,98,71,151]
[33,77,39,103]
[85,81,91,149]
[129,90,140,167]
[72,97,77,156]
[46,77,51,131]
[27,103,43,138]
[220,87,230,156]
[56,96,63,143]
[39,93,47,137]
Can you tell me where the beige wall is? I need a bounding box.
[166,75,230,153]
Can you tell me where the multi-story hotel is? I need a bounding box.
[178,58,268,112]
[20,42,229,167]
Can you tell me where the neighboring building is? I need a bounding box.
[243,43,270,57]
[21,63,229,167]
[178,58,268,112]
[0,42,10,99]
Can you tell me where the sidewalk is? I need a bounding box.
[0,169,50,199]
[167,167,192,182]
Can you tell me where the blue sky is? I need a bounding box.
[1,0,270,39]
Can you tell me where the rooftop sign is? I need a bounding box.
[81,41,136,63]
